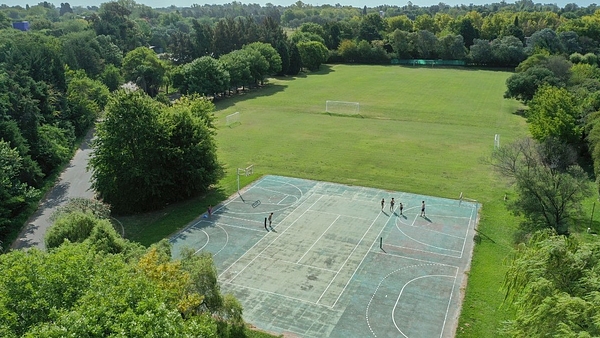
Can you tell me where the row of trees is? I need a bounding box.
[0,198,248,336]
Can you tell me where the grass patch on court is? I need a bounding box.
[119,64,530,336]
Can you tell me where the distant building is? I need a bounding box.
[12,21,29,31]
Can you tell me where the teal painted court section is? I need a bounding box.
[170,175,478,337]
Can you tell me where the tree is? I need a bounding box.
[0,140,37,236]
[173,56,230,96]
[89,90,166,213]
[65,71,110,137]
[220,49,252,93]
[122,47,165,97]
[503,231,600,336]
[90,90,221,213]
[490,138,592,235]
[389,29,414,59]
[358,13,385,42]
[243,42,282,83]
[438,34,467,60]
[297,40,329,71]
[287,42,301,76]
[526,28,564,54]
[527,85,582,144]
[504,66,562,102]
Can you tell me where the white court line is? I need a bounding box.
[262,255,338,273]
[216,213,263,224]
[221,280,332,309]
[379,243,461,259]
[392,274,457,338]
[193,230,210,254]
[318,207,389,306]
[212,225,229,257]
[217,192,315,278]
[215,221,266,233]
[365,263,452,337]
[370,249,459,268]
[396,224,463,254]
[229,195,324,282]
[256,186,298,199]
[440,268,459,338]
[458,204,477,259]
[297,215,341,264]
[219,193,322,280]
[311,209,372,222]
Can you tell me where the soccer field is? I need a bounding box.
[214,64,526,201]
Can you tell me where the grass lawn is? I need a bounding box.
[119,64,530,336]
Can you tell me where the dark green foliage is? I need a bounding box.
[99,64,124,91]
[504,66,561,102]
[0,141,38,237]
[90,91,222,214]
[45,211,99,249]
[503,231,600,336]
[287,43,301,75]
[491,138,592,235]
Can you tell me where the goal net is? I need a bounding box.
[326,101,359,115]
[226,112,240,126]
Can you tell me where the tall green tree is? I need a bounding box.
[490,138,592,235]
[122,46,166,97]
[90,90,221,213]
[89,90,167,213]
[297,40,329,71]
[173,56,230,97]
[503,231,600,337]
[527,85,582,144]
[243,42,282,83]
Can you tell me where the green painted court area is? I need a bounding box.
[171,175,477,337]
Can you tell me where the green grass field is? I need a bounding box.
[120,64,530,336]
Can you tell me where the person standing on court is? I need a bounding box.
[268,212,273,228]
[399,202,403,215]
[207,205,213,218]
[390,198,395,212]
[420,201,426,217]
[381,198,385,211]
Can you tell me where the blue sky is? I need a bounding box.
[3,0,597,10]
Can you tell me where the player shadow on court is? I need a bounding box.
[382,211,389,216]
[422,215,432,222]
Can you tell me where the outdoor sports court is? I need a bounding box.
[171,175,478,337]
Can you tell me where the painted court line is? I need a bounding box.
[311,209,372,222]
[382,243,461,259]
[297,214,341,264]
[328,207,397,308]
[228,195,324,282]
[372,247,462,263]
[395,225,463,255]
[193,230,209,254]
[365,263,455,338]
[402,220,466,240]
[458,204,477,259]
[218,192,316,279]
[392,273,457,338]
[216,221,266,233]
[263,255,338,273]
[216,213,263,224]
[318,206,389,307]
[440,268,459,338]
[213,225,229,256]
[222,280,332,308]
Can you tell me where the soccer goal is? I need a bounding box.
[226,112,240,126]
[325,101,360,115]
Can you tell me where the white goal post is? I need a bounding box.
[226,112,240,126]
[326,101,359,114]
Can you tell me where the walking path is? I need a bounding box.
[11,128,95,250]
